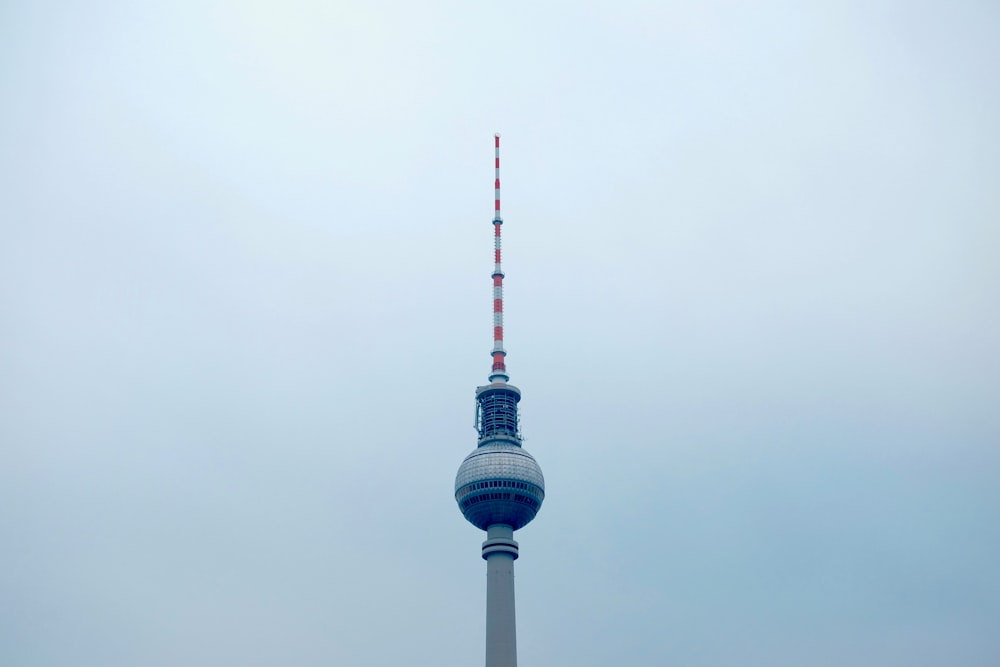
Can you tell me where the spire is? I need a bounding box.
[490,133,508,383]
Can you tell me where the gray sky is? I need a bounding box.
[2,1,998,665]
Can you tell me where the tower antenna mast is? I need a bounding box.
[490,133,508,383]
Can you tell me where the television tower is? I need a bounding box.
[455,134,545,667]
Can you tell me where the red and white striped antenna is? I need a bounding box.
[489,133,509,383]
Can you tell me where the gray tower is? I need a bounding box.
[455,134,545,667]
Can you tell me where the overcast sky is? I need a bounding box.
[2,1,998,666]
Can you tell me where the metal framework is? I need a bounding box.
[476,385,521,442]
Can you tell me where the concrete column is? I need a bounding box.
[482,524,519,667]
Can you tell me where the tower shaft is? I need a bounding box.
[484,524,519,667]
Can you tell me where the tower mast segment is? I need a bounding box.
[491,133,507,383]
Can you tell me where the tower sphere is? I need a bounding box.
[455,443,545,531]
